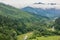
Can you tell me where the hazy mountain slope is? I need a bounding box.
[22,6,60,19]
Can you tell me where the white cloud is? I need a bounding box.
[0,0,60,8]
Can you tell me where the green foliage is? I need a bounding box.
[0,3,50,40]
[55,17,60,30]
[0,3,60,40]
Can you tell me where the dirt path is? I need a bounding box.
[24,35,28,40]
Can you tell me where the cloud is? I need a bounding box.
[34,2,45,5]
[0,0,60,8]
[0,0,37,8]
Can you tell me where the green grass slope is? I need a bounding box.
[17,32,60,40]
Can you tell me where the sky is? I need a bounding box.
[0,0,60,8]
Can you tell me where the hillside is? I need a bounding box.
[0,3,51,40]
[0,3,60,40]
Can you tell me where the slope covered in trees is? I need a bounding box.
[0,3,51,40]
[55,17,60,30]
[0,3,60,40]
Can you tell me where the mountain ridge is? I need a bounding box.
[22,6,60,19]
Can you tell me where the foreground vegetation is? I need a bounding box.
[32,36,60,40]
[17,32,33,40]
[17,32,60,40]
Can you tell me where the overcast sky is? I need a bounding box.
[0,0,60,8]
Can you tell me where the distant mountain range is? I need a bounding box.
[22,6,60,19]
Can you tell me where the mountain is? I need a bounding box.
[0,3,51,40]
[22,6,60,19]
[0,3,60,40]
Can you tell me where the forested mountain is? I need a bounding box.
[0,3,60,40]
[0,3,51,40]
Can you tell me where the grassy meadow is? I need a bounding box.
[17,32,60,40]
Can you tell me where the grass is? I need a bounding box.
[34,36,60,40]
[17,32,33,40]
[17,32,60,40]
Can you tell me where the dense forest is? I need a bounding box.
[0,3,60,40]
